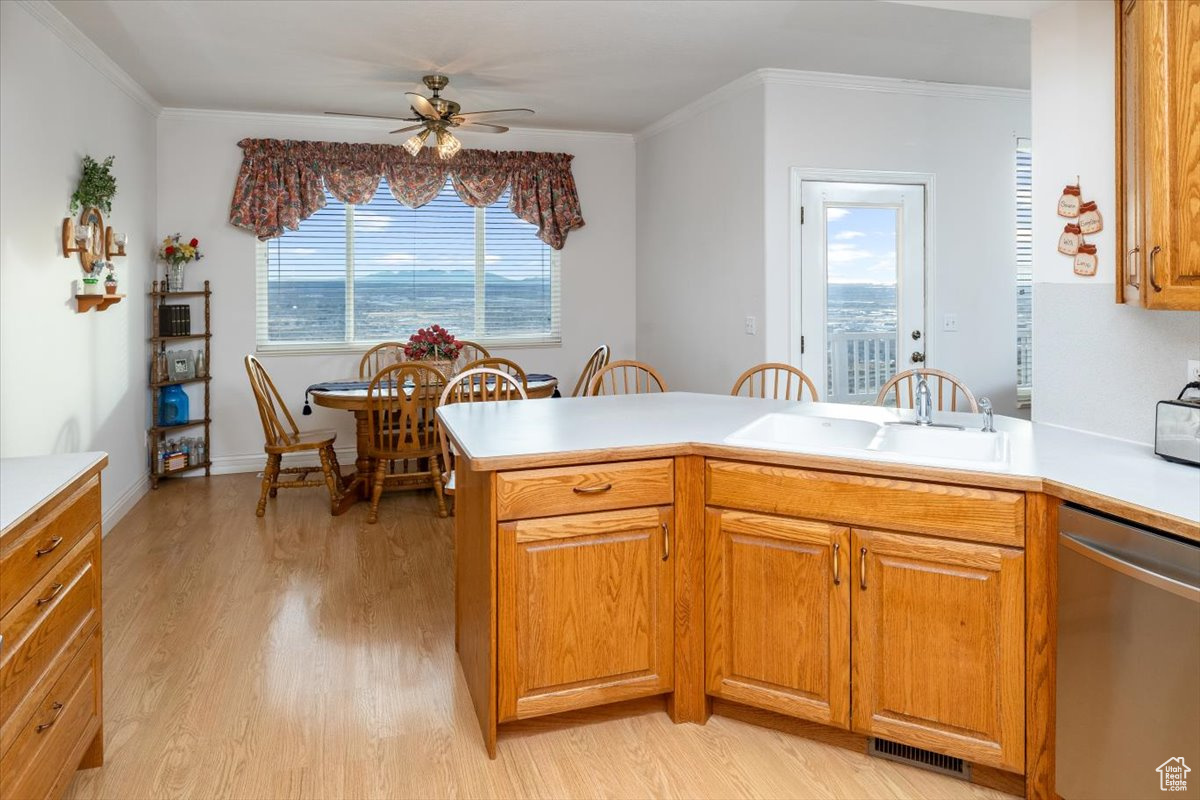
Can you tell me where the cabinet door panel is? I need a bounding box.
[851,529,1025,771]
[706,509,850,728]
[498,507,673,721]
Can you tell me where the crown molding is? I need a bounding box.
[16,0,161,117]
[158,107,634,142]
[636,67,1029,141]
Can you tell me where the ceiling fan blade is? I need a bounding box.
[390,123,427,134]
[405,92,441,120]
[455,122,509,133]
[324,111,414,122]
[454,108,535,121]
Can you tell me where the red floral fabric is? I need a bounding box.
[229,139,585,249]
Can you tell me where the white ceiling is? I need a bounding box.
[51,0,1032,133]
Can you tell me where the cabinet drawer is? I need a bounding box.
[0,477,100,618]
[0,628,100,800]
[706,460,1024,546]
[0,530,100,740]
[496,459,674,521]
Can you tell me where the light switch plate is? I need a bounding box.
[942,313,958,332]
[744,316,757,335]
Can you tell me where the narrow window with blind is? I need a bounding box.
[256,180,561,350]
[1015,138,1033,407]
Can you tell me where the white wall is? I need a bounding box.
[1031,1,1200,444]
[635,77,766,392]
[155,111,635,471]
[0,2,159,526]
[638,70,1031,413]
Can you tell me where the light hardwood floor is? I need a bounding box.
[65,475,1017,800]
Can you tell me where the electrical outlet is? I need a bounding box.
[744,316,757,335]
[942,313,958,333]
[1188,360,1200,382]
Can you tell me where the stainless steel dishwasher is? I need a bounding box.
[1057,505,1200,799]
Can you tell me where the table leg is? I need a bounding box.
[354,410,373,499]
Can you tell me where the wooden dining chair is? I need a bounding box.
[571,344,611,397]
[875,367,979,413]
[730,362,819,401]
[588,360,668,396]
[459,357,527,389]
[437,368,528,498]
[359,341,407,379]
[244,355,344,517]
[456,339,490,366]
[365,362,449,523]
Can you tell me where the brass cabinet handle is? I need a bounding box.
[36,702,64,733]
[35,537,64,557]
[573,483,613,495]
[1149,245,1163,292]
[832,543,841,586]
[35,583,64,606]
[859,548,868,590]
[661,522,669,561]
[1127,246,1141,288]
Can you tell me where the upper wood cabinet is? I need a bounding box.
[850,528,1025,772]
[1116,0,1200,310]
[497,506,674,722]
[705,509,851,729]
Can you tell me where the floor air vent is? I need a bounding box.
[868,738,970,780]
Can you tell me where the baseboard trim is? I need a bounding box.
[102,474,150,536]
[210,446,358,476]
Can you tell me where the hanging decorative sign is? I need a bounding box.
[1057,183,1082,217]
[1073,242,1098,276]
[1078,201,1103,234]
[1058,223,1083,255]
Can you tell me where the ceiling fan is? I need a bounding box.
[326,74,534,159]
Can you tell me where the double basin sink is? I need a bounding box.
[725,412,1009,468]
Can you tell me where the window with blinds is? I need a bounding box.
[257,180,561,350]
[1015,138,1033,407]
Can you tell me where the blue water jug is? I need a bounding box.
[159,384,189,425]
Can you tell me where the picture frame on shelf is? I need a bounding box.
[167,350,196,381]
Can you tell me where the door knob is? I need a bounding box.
[911,351,926,363]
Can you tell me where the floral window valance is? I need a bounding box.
[228,138,585,249]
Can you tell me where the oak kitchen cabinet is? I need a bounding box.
[1116,0,1200,310]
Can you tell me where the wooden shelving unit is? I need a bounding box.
[149,279,212,489]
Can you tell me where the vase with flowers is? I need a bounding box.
[404,324,461,378]
[158,233,204,291]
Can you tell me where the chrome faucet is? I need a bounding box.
[914,371,933,426]
[980,397,995,433]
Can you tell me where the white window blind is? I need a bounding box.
[257,179,561,351]
[1016,138,1033,406]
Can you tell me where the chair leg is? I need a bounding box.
[257,454,279,517]
[318,446,341,515]
[267,453,280,498]
[432,463,448,519]
[328,447,345,494]
[367,458,387,524]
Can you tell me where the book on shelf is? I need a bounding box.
[159,304,192,336]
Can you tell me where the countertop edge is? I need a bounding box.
[0,453,108,537]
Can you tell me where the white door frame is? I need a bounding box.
[788,167,937,368]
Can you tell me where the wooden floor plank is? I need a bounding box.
[65,475,1016,800]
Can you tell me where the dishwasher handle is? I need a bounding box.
[1061,532,1200,603]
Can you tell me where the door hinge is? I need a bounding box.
[800,335,806,354]
[800,206,805,225]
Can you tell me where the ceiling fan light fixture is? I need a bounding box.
[436,129,462,160]
[402,129,431,156]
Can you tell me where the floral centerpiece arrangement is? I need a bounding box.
[404,325,461,377]
[158,233,204,291]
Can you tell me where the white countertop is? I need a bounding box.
[0,452,108,532]
[438,392,1200,531]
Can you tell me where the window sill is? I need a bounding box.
[256,337,562,357]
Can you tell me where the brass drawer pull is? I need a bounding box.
[859,548,868,590]
[832,543,841,586]
[1127,246,1141,288]
[572,483,613,495]
[1148,245,1163,292]
[36,537,64,557]
[661,522,670,561]
[36,583,64,606]
[36,702,64,733]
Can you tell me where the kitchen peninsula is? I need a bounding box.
[438,393,1200,799]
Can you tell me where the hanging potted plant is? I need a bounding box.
[158,233,204,291]
[104,266,118,295]
[70,155,118,214]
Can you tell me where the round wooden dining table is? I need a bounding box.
[309,374,558,514]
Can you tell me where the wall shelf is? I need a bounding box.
[75,293,124,313]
